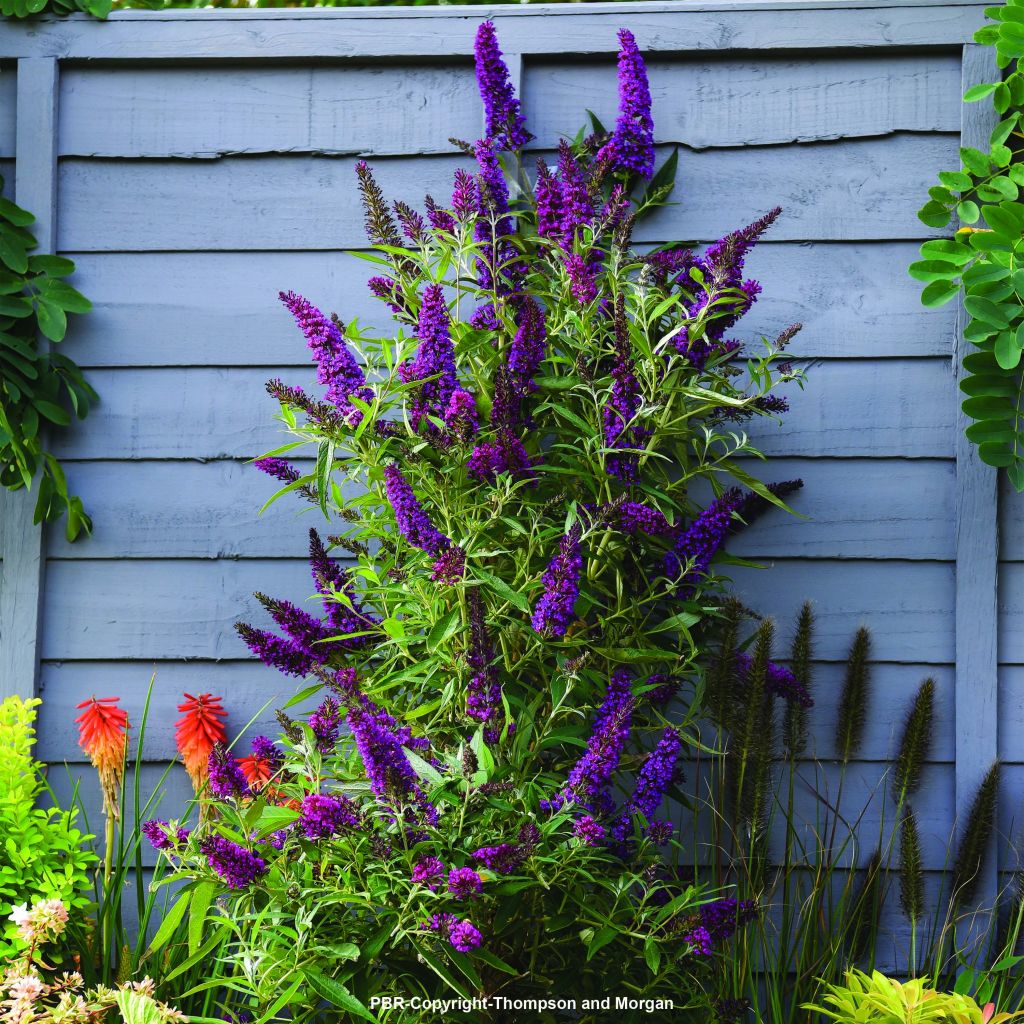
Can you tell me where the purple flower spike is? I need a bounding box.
[530,526,583,638]
[299,793,360,839]
[604,300,648,481]
[447,866,484,899]
[474,20,531,150]
[562,251,598,305]
[383,463,451,557]
[309,697,342,752]
[399,284,464,432]
[611,728,682,843]
[663,489,744,595]
[452,169,479,221]
[557,141,595,241]
[235,623,314,678]
[254,457,300,486]
[449,920,483,952]
[430,544,466,586]
[573,816,606,846]
[412,856,446,890]
[443,388,479,442]
[199,836,267,889]
[279,291,371,426]
[559,668,635,816]
[535,159,565,242]
[465,589,505,735]
[308,529,378,645]
[143,819,175,851]
[472,843,525,875]
[208,743,251,800]
[597,29,655,178]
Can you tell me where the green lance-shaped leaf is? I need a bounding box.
[898,807,925,925]
[892,678,935,805]
[835,627,872,763]
[783,601,814,760]
[951,761,1001,908]
[847,847,884,963]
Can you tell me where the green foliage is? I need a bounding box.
[0,0,109,16]
[914,0,1024,490]
[805,969,1024,1024]
[0,696,96,959]
[0,178,96,541]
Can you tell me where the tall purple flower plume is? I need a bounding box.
[611,727,682,843]
[474,20,531,150]
[663,489,744,594]
[530,526,583,638]
[597,29,655,178]
[279,291,371,426]
[199,836,267,889]
[382,463,451,557]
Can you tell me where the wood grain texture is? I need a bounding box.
[995,564,1024,665]
[56,136,959,253]
[954,45,1000,917]
[525,52,962,149]
[44,457,953,562]
[0,66,15,158]
[60,242,952,368]
[0,3,990,60]
[46,360,955,461]
[59,63,482,159]
[2,59,58,700]
[41,557,954,662]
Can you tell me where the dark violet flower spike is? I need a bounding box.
[573,815,606,846]
[556,140,595,241]
[425,195,457,234]
[604,295,649,481]
[354,160,402,249]
[382,463,451,557]
[253,457,300,486]
[561,251,599,305]
[279,291,372,426]
[530,526,583,638]
[449,919,483,953]
[663,489,744,595]
[535,159,565,243]
[207,743,251,800]
[235,622,315,678]
[597,29,655,179]
[474,20,531,150]
[472,843,525,875]
[412,856,446,890]
[451,169,479,221]
[447,866,484,899]
[309,696,342,752]
[199,835,267,889]
[611,727,682,843]
[298,792,360,839]
[430,544,466,586]
[254,591,338,663]
[308,528,378,645]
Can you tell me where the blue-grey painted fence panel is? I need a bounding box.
[55,136,958,252]
[0,2,992,883]
[60,242,955,368]
[0,66,15,157]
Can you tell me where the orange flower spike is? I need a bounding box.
[175,693,227,793]
[238,754,273,794]
[75,696,129,819]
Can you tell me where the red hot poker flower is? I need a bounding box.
[175,693,227,793]
[75,696,129,819]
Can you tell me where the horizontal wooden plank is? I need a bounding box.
[56,135,959,252]
[56,52,961,159]
[47,457,953,562]
[0,66,14,158]
[525,51,961,150]
[727,457,955,561]
[42,556,954,662]
[728,559,956,663]
[0,4,989,60]
[42,558,318,660]
[997,667,1024,763]
[59,63,482,159]
[998,564,1024,665]
[60,241,952,368]
[0,159,13,194]
[996,476,1024,561]
[47,359,955,461]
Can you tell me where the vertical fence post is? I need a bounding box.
[0,57,59,699]
[955,42,1001,918]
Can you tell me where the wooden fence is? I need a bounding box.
[0,0,1009,950]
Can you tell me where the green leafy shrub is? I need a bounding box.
[0,180,96,540]
[144,19,804,1024]
[0,696,96,959]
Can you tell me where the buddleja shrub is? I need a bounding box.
[149,23,804,1023]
